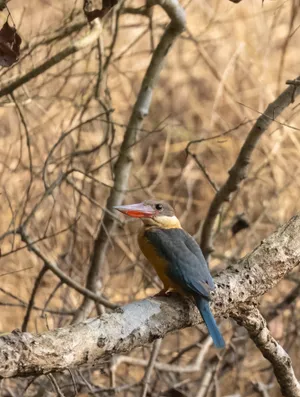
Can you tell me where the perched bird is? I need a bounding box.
[114,199,225,349]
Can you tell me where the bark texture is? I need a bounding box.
[231,305,300,397]
[0,214,299,378]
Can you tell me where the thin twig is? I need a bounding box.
[200,75,300,259]
[140,339,162,397]
[10,93,34,225]
[0,21,103,98]
[73,0,186,323]
[112,337,213,374]
[21,264,48,331]
[19,228,117,309]
[48,374,65,397]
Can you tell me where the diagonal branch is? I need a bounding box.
[73,0,186,322]
[231,305,300,397]
[19,228,117,309]
[0,20,103,98]
[200,76,300,259]
[0,213,299,378]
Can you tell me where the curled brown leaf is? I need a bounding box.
[0,21,21,67]
[83,0,118,22]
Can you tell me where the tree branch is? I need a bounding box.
[19,228,118,310]
[231,305,300,397]
[0,213,299,379]
[200,76,300,259]
[0,20,102,99]
[73,0,186,322]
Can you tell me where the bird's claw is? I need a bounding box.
[153,288,174,297]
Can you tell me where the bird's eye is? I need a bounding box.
[155,203,163,211]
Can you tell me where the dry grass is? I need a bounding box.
[0,0,300,395]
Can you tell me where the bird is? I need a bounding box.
[114,199,225,349]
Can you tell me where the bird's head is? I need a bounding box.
[114,200,181,228]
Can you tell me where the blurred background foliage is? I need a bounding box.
[0,0,300,395]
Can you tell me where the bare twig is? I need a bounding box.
[19,228,117,309]
[0,20,103,98]
[200,75,300,259]
[252,382,274,397]
[73,0,186,322]
[196,366,215,397]
[10,93,33,224]
[140,339,162,397]
[286,79,300,86]
[21,264,48,332]
[48,373,65,397]
[276,0,298,93]
[0,285,74,316]
[113,337,213,374]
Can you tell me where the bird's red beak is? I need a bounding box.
[114,202,155,218]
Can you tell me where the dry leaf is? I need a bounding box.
[0,0,10,11]
[83,0,118,22]
[0,21,21,67]
[231,214,250,236]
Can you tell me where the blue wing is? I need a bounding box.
[144,228,215,299]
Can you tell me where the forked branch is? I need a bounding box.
[231,306,300,397]
[200,76,300,259]
[73,0,186,322]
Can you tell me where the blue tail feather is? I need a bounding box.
[194,296,225,349]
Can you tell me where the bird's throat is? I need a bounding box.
[142,215,182,229]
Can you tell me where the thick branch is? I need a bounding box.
[231,306,300,397]
[200,76,300,259]
[74,0,186,322]
[0,213,299,378]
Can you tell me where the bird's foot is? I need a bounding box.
[153,288,175,297]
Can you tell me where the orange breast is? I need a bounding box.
[138,230,176,290]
